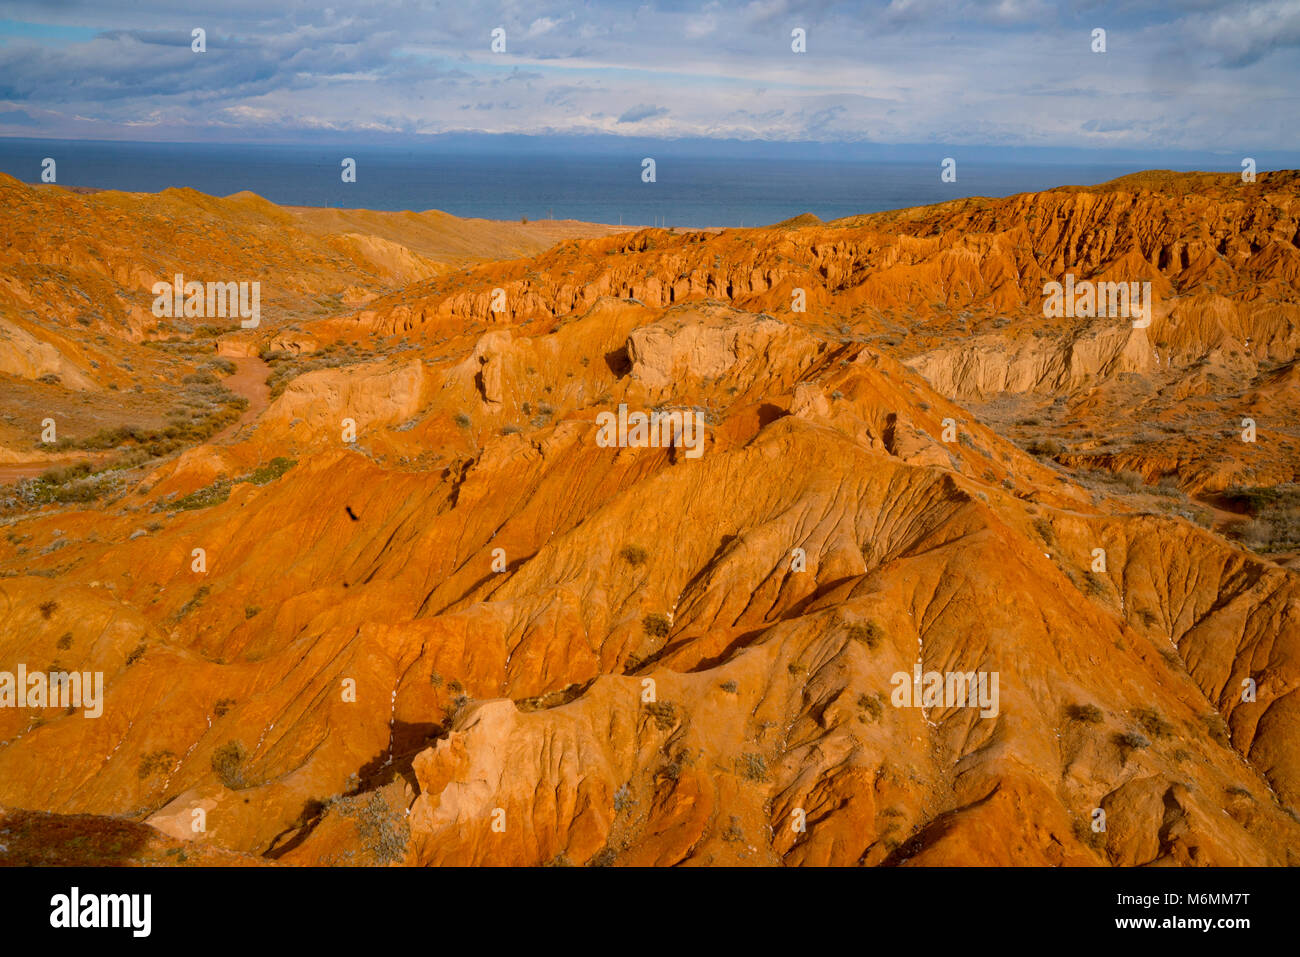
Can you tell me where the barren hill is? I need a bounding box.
[1,171,1298,866]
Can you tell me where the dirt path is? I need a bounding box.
[1193,494,1250,536]
[1,358,270,486]
[214,356,271,442]
[0,464,51,484]
[0,454,107,485]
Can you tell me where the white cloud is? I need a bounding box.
[0,0,1293,151]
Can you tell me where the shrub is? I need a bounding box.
[846,621,885,649]
[124,643,147,666]
[1133,707,1173,739]
[1071,816,1107,851]
[645,701,677,730]
[38,600,58,619]
[175,584,210,619]
[738,752,769,782]
[1118,470,1146,492]
[337,791,409,865]
[1115,731,1151,752]
[1203,713,1231,747]
[858,692,884,721]
[1065,703,1104,724]
[619,544,648,566]
[246,457,296,485]
[443,694,470,727]
[613,784,634,812]
[55,632,73,650]
[211,741,248,789]
[1222,483,1300,553]
[1026,438,1063,457]
[643,613,670,638]
[173,478,232,512]
[39,463,94,486]
[137,749,176,780]
[587,847,617,867]
[660,749,688,780]
[213,698,236,717]
[613,785,634,816]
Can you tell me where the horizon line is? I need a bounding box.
[0,131,1293,169]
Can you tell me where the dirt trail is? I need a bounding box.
[1,357,270,485]
[1194,494,1250,536]
[215,356,272,442]
[0,465,49,484]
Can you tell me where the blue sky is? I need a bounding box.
[0,1,1296,154]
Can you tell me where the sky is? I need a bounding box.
[0,0,1296,156]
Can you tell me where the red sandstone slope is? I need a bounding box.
[1,172,1298,866]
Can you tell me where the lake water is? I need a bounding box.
[0,137,1148,227]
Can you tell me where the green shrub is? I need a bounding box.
[173,479,232,512]
[246,457,296,485]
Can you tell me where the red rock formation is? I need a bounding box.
[1,171,1298,866]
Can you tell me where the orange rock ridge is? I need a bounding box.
[0,170,1297,866]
